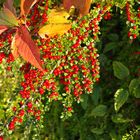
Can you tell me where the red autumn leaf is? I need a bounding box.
[63,0,92,16]
[20,0,39,16]
[0,25,8,35]
[14,25,44,71]
[3,0,16,16]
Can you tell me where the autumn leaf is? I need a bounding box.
[0,8,18,26]
[14,25,44,71]
[11,35,19,59]
[63,0,92,16]
[38,7,71,38]
[20,0,39,16]
[3,0,16,16]
[0,25,8,35]
[39,24,71,38]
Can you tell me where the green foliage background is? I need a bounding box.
[0,0,140,139]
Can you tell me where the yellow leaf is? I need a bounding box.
[38,23,71,38]
[38,7,71,38]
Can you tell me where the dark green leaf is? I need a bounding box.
[107,33,119,41]
[91,128,104,135]
[113,61,130,80]
[103,42,118,53]
[89,104,107,117]
[81,94,88,110]
[129,79,140,98]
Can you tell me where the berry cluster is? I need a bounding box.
[0,1,123,137]
[126,2,140,40]
[26,0,48,33]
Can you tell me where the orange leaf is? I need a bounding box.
[3,0,16,16]
[15,25,44,71]
[11,35,19,59]
[0,25,8,35]
[63,0,92,16]
[20,0,38,16]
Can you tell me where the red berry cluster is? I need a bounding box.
[0,52,5,63]
[0,3,113,134]
[104,11,112,20]
[27,0,48,33]
[126,2,140,40]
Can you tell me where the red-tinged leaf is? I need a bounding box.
[0,25,8,35]
[3,0,16,16]
[63,0,92,16]
[15,25,44,71]
[11,35,19,59]
[0,8,18,26]
[20,0,38,16]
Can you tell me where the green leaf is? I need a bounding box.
[103,42,118,53]
[114,88,129,112]
[113,61,130,80]
[0,107,4,119]
[112,114,133,123]
[89,104,107,117]
[129,79,140,98]
[91,85,101,105]
[107,33,119,41]
[91,128,104,135]
[81,94,88,110]
[0,8,18,26]
[114,0,127,9]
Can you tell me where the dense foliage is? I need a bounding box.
[0,0,140,139]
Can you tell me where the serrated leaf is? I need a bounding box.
[114,88,129,112]
[0,25,8,35]
[0,8,18,26]
[38,7,71,38]
[3,0,16,15]
[63,0,92,16]
[113,61,130,80]
[20,0,38,16]
[129,79,140,98]
[89,104,107,117]
[15,25,44,71]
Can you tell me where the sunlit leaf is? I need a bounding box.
[39,24,71,38]
[114,88,129,112]
[0,25,8,35]
[38,7,71,38]
[20,0,38,16]
[3,0,16,15]
[11,35,19,59]
[63,0,92,16]
[0,8,18,26]
[15,25,44,71]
